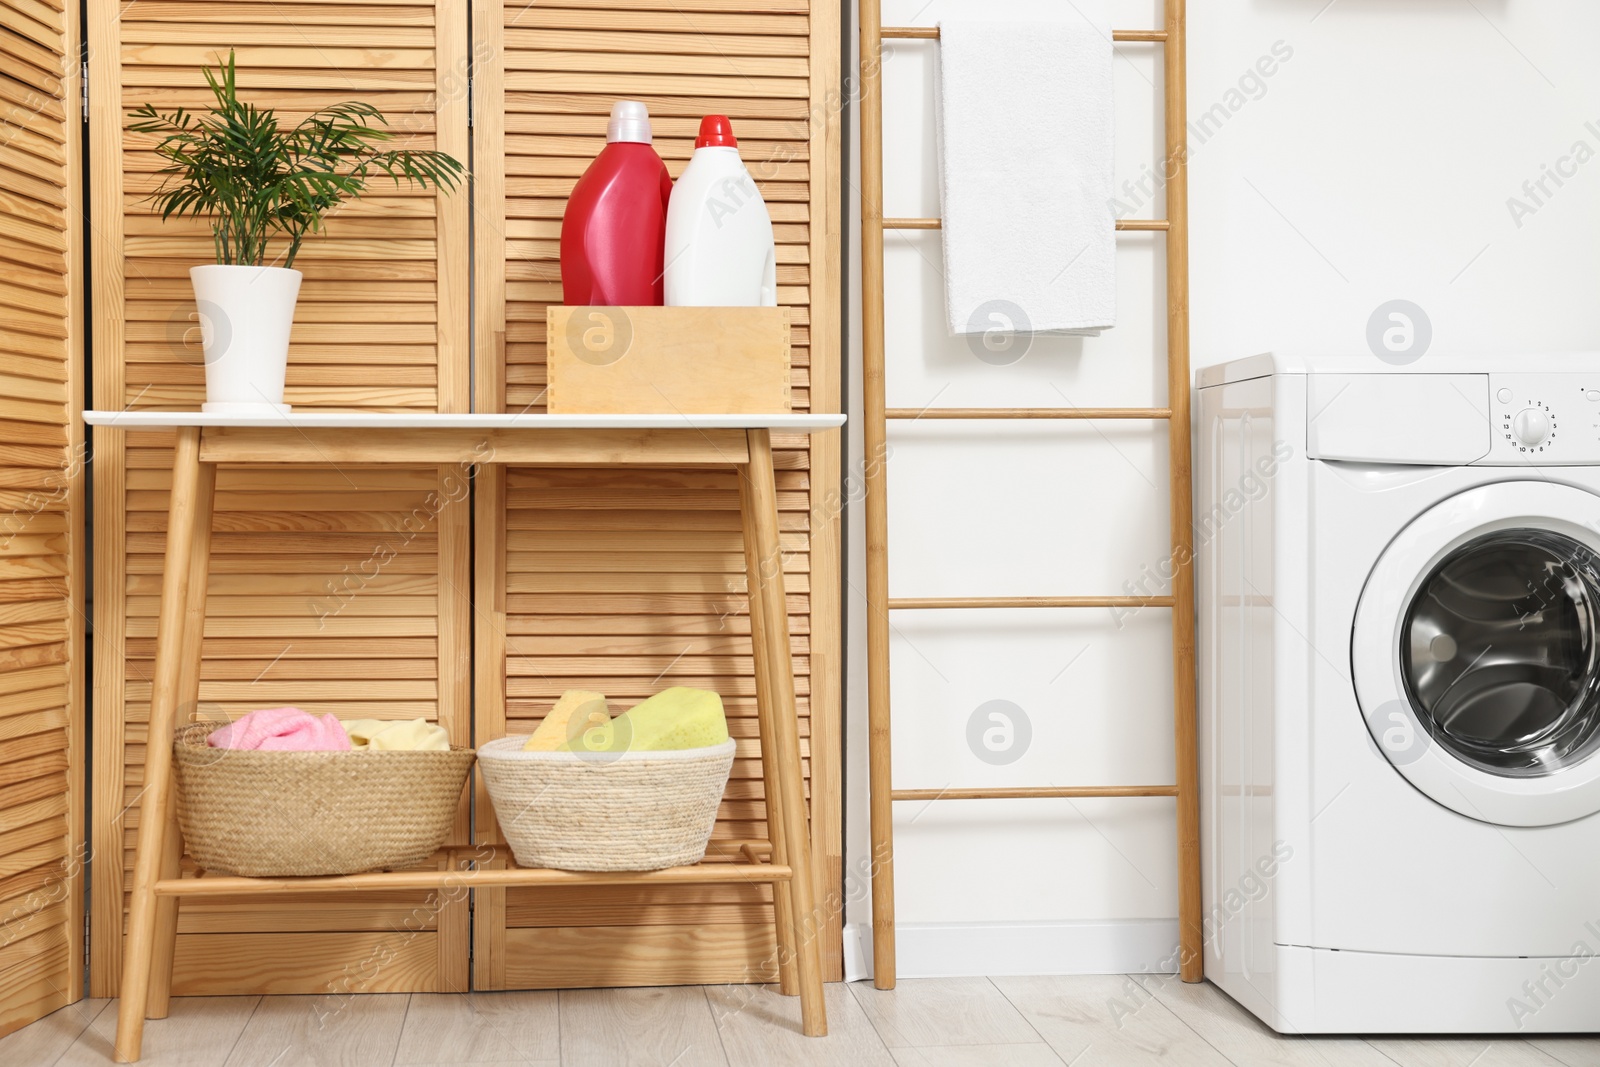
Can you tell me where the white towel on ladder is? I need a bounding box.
[936,15,1116,336]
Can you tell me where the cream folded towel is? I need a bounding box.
[937,14,1116,336]
[342,718,451,751]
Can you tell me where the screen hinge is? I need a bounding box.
[466,74,473,129]
[80,59,88,121]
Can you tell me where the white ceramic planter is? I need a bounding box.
[189,264,301,414]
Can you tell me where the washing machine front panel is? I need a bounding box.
[1352,481,1600,826]
[1486,373,1600,464]
[1304,460,1600,959]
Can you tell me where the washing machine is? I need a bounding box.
[1197,353,1600,1033]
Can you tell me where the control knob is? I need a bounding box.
[1512,407,1551,448]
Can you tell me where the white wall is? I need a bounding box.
[842,0,1600,979]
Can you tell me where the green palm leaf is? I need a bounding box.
[131,49,464,268]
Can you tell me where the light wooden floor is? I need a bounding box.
[5,977,1598,1066]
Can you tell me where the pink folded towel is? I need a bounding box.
[206,706,352,752]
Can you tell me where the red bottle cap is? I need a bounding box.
[696,115,738,148]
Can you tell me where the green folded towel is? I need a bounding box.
[564,686,729,754]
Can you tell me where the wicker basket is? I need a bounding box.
[476,736,736,872]
[172,723,474,877]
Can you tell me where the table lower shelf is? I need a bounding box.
[153,859,790,896]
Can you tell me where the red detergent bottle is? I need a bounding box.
[560,101,674,305]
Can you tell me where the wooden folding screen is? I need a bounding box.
[78,0,839,998]
[0,0,85,1038]
[87,0,471,996]
[470,0,843,988]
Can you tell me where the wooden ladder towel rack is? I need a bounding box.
[859,1,1201,988]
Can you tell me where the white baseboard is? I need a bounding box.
[843,922,871,982]
[868,920,1180,979]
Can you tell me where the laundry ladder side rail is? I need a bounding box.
[860,1,1199,990]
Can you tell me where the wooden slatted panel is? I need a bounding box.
[471,0,843,988]
[0,0,85,1039]
[88,0,471,997]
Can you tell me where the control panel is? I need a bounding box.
[1485,374,1600,464]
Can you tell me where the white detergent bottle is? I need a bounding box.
[664,116,777,307]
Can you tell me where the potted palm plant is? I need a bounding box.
[131,51,464,414]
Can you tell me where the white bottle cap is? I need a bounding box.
[606,100,652,144]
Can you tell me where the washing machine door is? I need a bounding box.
[1352,481,1600,826]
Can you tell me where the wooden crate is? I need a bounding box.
[546,306,791,414]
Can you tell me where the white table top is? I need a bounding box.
[84,411,847,431]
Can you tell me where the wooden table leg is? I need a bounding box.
[114,427,205,1063]
[737,467,799,998]
[146,458,216,1020]
[742,429,827,1036]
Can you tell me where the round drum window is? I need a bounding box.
[1402,529,1600,778]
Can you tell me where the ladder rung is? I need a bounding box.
[893,785,1179,801]
[889,595,1173,610]
[886,407,1171,421]
[882,27,1168,44]
[881,217,1169,232]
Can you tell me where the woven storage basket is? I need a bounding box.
[477,736,736,871]
[172,723,474,877]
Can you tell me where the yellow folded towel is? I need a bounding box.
[341,718,450,751]
[524,690,611,751]
[566,686,728,753]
